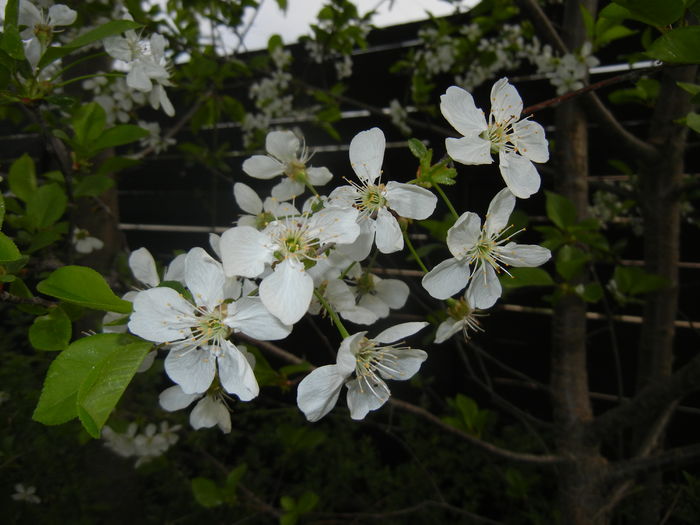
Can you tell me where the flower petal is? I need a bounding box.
[266,130,299,163]
[385,181,437,220]
[48,5,77,26]
[466,264,502,309]
[422,257,470,300]
[128,287,194,343]
[496,242,551,267]
[512,120,549,163]
[297,365,348,422]
[242,155,285,180]
[346,378,389,420]
[227,296,292,340]
[259,258,313,325]
[184,247,225,309]
[233,182,263,215]
[220,226,274,278]
[349,127,385,184]
[307,166,333,185]
[499,151,540,199]
[129,247,159,288]
[164,345,216,394]
[446,212,481,259]
[484,188,515,237]
[374,321,428,344]
[336,219,375,262]
[190,396,231,433]
[159,385,199,411]
[271,178,304,200]
[435,318,463,344]
[490,78,523,125]
[440,85,488,137]
[374,207,403,253]
[378,348,428,380]
[217,341,259,401]
[445,136,492,165]
[357,294,390,319]
[374,278,409,309]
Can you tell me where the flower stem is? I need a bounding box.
[53,72,124,89]
[49,52,108,82]
[434,182,459,221]
[313,289,350,339]
[403,230,429,274]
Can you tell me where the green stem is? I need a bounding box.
[434,182,459,221]
[314,289,350,339]
[53,72,124,89]
[403,229,429,274]
[49,52,108,82]
[339,261,357,279]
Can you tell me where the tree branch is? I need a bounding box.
[0,291,56,308]
[607,444,700,484]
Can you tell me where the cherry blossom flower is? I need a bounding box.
[242,130,333,200]
[329,127,437,260]
[422,188,551,309]
[434,298,485,343]
[159,384,233,433]
[440,78,548,198]
[72,228,103,254]
[220,206,360,325]
[12,483,41,504]
[297,322,428,421]
[128,247,290,399]
[19,1,77,69]
[233,182,298,229]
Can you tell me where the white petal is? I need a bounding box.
[137,350,157,373]
[374,278,409,309]
[490,78,523,125]
[357,294,390,319]
[440,85,488,137]
[466,264,502,309]
[190,396,231,433]
[19,1,42,28]
[308,206,360,246]
[337,332,366,372]
[259,259,313,325]
[385,182,437,220]
[209,233,222,259]
[422,257,470,300]
[484,188,515,237]
[374,321,428,344]
[325,279,356,311]
[184,247,225,309]
[375,207,403,254]
[328,185,360,208]
[445,136,492,165]
[349,127,385,184]
[346,379,389,420]
[306,166,333,185]
[234,182,263,215]
[129,247,159,288]
[128,287,194,343]
[165,346,216,394]
[217,341,259,401]
[271,178,304,200]
[378,348,428,380]
[266,130,299,163]
[48,5,77,26]
[446,212,481,259]
[127,66,153,92]
[296,365,348,422]
[164,253,186,283]
[227,296,292,340]
[336,219,375,262]
[435,318,463,344]
[499,152,540,199]
[159,385,199,411]
[220,226,274,278]
[242,155,285,180]
[340,306,379,325]
[103,36,133,62]
[512,120,549,163]
[496,242,551,267]
[23,37,42,69]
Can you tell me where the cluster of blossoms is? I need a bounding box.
[18,1,77,70]
[531,42,600,95]
[12,483,41,504]
[123,76,550,431]
[102,421,180,467]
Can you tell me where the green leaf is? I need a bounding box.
[0,231,21,262]
[73,175,115,198]
[37,265,132,313]
[33,333,141,425]
[71,102,106,147]
[555,245,590,281]
[38,20,142,69]
[545,191,577,230]
[4,0,19,26]
[8,153,37,202]
[26,222,68,253]
[296,491,319,514]
[0,192,4,228]
[25,183,67,230]
[1,0,23,61]
[77,338,151,437]
[500,267,555,289]
[89,124,149,153]
[685,112,700,133]
[29,306,72,351]
[612,0,684,26]
[649,27,700,64]
[578,282,603,303]
[613,266,668,295]
[191,478,223,508]
[408,138,429,160]
[95,155,140,177]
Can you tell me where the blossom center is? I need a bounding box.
[190,305,231,347]
[353,338,401,399]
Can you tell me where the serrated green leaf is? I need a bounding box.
[0,231,21,262]
[77,338,151,437]
[649,27,700,64]
[545,191,577,230]
[8,153,37,202]
[89,124,149,153]
[32,333,140,425]
[73,174,115,198]
[191,478,223,508]
[25,183,67,230]
[29,306,71,351]
[612,0,684,26]
[37,265,132,313]
[408,138,429,160]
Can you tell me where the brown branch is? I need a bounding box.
[0,291,56,308]
[607,444,700,484]
[238,333,565,466]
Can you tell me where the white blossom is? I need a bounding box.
[72,228,103,254]
[159,385,233,434]
[19,1,77,69]
[12,483,41,504]
[440,78,549,199]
